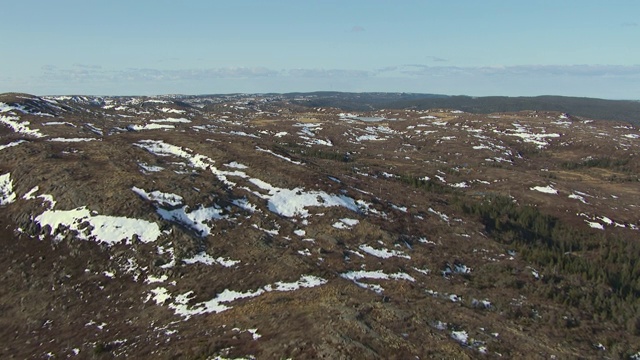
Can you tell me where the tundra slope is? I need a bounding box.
[1,92,639,359]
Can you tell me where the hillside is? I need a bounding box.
[1,92,640,359]
[287,92,640,126]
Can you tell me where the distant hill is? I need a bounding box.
[288,92,640,125]
[280,91,447,111]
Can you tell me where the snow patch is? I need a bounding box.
[451,330,469,344]
[128,123,175,131]
[340,270,415,294]
[48,137,97,142]
[150,117,191,123]
[530,185,558,194]
[157,205,227,238]
[0,114,45,138]
[182,251,240,267]
[138,162,164,173]
[332,218,359,229]
[359,244,410,259]
[224,161,248,169]
[34,202,161,244]
[167,274,327,318]
[568,193,588,204]
[132,187,183,207]
[256,146,303,165]
[586,221,605,230]
[145,275,168,284]
[0,140,27,151]
[0,173,17,205]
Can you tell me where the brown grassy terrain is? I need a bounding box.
[1,93,639,359]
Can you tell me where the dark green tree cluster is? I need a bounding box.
[302,149,352,162]
[397,174,453,194]
[561,157,631,172]
[275,143,352,162]
[454,194,640,326]
[397,172,640,333]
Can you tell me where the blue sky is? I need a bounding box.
[1,0,638,98]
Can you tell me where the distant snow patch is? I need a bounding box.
[428,208,450,222]
[48,137,97,142]
[167,274,327,318]
[145,275,168,284]
[182,251,240,267]
[224,161,248,169]
[159,108,186,114]
[128,124,175,131]
[252,182,360,218]
[332,218,359,229]
[135,140,216,171]
[340,270,415,294]
[229,131,259,138]
[530,185,558,194]
[503,123,560,148]
[232,198,257,212]
[442,262,472,277]
[356,134,383,141]
[0,140,26,151]
[148,287,171,305]
[0,173,17,205]
[157,205,227,237]
[568,193,588,204]
[256,146,303,165]
[586,221,605,230]
[359,244,410,259]
[150,117,191,123]
[0,113,45,138]
[42,121,74,126]
[35,206,162,244]
[22,186,39,200]
[138,162,164,173]
[132,187,183,207]
[22,187,56,209]
[451,330,469,344]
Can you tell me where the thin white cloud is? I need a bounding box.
[72,63,103,70]
[23,63,640,98]
[37,64,640,83]
[390,64,640,78]
[40,66,281,82]
[375,66,398,73]
[426,56,448,62]
[287,68,372,78]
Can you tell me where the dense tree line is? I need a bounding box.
[276,143,352,163]
[561,157,631,172]
[399,174,640,336]
[454,194,640,328]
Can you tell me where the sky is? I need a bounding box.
[0,0,638,98]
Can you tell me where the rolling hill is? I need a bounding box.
[1,92,639,359]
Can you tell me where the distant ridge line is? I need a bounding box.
[2,91,639,125]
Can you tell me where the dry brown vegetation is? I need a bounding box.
[1,93,639,358]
